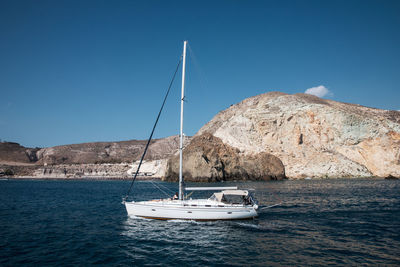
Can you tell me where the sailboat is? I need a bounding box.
[123,41,259,220]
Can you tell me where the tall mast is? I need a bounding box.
[179,40,187,200]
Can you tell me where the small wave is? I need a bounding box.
[234,222,260,230]
[167,219,193,223]
[126,215,152,221]
[167,219,208,225]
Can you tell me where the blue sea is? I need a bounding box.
[0,178,399,266]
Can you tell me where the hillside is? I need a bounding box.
[191,92,400,178]
[36,135,182,165]
[0,136,187,178]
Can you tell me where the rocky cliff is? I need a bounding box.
[164,133,285,182]
[195,92,400,178]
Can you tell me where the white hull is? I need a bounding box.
[125,199,258,220]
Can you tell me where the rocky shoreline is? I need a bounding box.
[0,162,163,180]
[0,163,396,181]
[0,161,395,181]
[5,176,161,180]
[2,175,396,181]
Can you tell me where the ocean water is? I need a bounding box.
[0,178,399,266]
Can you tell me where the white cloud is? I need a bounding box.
[304,85,332,98]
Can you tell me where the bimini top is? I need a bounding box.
[209,190,249,203]
[221,189,249,196]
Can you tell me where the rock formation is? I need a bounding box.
[196,92,400,178]
[0,142,40,164]
[164,133,285,182]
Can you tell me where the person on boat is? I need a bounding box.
[242,195,251,205]
[172,192,179,200]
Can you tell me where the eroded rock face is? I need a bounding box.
[164,133,285,182]
[0,142,40,164]
[196,92,400,178]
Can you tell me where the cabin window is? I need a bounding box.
[209,195,217,201]
[205,205,211,207]
[222,195,246,204]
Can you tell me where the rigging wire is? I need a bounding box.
[153,180,175,194]
[123,57,182,201]
[148,179,172,198]
[187,43,210,97]
[259,182,283,210]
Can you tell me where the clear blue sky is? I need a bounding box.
[1,0,399,148]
